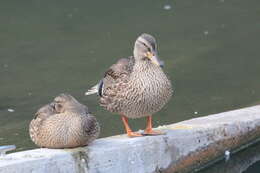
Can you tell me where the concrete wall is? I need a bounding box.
[201,141,260,173]
[1,105,260,173]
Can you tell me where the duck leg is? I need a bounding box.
[121,115,142,137]
[143,115,165,135]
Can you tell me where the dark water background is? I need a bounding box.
[0,0,260,172]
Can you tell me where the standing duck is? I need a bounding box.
[86,33,172,137]
[29,94,100,148]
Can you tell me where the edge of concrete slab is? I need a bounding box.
[1,105,260,173]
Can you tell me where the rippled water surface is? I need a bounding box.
[0,1,260,168]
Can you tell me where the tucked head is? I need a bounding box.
[34,104,56,119]
[51,93,88,114]
[133,33,164,67]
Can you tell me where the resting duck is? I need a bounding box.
[86,33,172,137]
[29,94,100,148]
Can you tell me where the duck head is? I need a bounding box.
[133,33,164,67]
[51,93,88,114]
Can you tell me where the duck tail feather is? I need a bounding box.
[85,80,103,96]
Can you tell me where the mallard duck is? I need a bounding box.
[29,94,100,148]
[86,33,172,137]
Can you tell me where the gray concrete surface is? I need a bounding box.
[1,105,260,173]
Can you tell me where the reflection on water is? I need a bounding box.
[199,142,260,173]
[0,0,260,158]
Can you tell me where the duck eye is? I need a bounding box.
[141,42,146,47]
[139,41,152,52]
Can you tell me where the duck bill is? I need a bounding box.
[150,54,164,67]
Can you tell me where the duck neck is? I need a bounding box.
[133,59,160,73]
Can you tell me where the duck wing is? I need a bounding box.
[29,104,56,144]
[85,56,135,97]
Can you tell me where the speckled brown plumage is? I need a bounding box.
[100,57,172,118]
[29,94,100,148]
[86,33,172,137]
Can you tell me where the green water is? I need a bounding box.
[0,0,260,171]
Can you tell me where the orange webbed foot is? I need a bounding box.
[143,115,166,136]
[143,129,166,136]
[121,115,143,137]
[127,131,143,137]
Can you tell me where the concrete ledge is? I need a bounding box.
[1,105,260,173]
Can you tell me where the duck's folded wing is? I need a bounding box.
[86,57,134,97]
[104,57,134,79]
[29,104,56,142]
[102,57,134,94]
